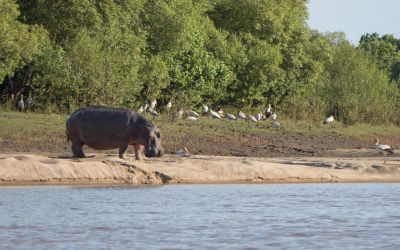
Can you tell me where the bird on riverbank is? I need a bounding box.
[202,104,208,114]
[17,95,24,112]
[249,114,258,122]
[265,103,272,119]
[188,110,200,118]
[210,110,221,119]
[218,109,224,118]
[374,137,394,164]
[138,106,144,113]
[255,111,263,121]
[226,113,237,120]
[324,115,334,125]
[238,111,246,119]
[150,100,157,110]
[177,109,184,118]
[271,112,277,121]
[148,108,158,118]
[27,95,35,111]
[186,116,198,121]
[166,100,172,113]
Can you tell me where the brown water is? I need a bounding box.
[1,183,400,249]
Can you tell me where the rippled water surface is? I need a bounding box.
[1,183,400,249]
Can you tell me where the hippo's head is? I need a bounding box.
[142,123,164,158]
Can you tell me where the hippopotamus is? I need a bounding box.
[66,106,164,160]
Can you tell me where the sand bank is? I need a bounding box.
[0,153,400,185]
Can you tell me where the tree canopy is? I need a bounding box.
[1,0,399,124]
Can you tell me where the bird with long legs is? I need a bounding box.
[373,136,394,164]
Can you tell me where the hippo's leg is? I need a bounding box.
[71,142,85,158]
[134,144,143,160]
[119,144,128,159]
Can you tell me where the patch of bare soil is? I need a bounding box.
[0,130,378,158]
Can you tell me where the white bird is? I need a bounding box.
[272,120,281,128]
[177,109,184,118]
[374,137,394,164]
[249,115,258,122]
[238,111,246,119]
[255,111,263,121]
[144,103,149,112]
[17,95,24,112]
[138,106,144,113]
[148,108,158,118]
[210,110,221,119]
[150,100,157,110]
[271,112,277,121]
[188,110,200,118]
[226,113,237,120]
[186,116,198,121]
[218,109,224,118]
[265,103,272,118]
[202,104,208,114]
[324,115,334,125]
[27,95,34,110]
[174,147,189,157]
[166,100,172,112]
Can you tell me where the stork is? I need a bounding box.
[138,106,144,113]
[265,103,272,119]
[202,104,209,114]
[150,100,157,110]
[255,111,263,121]
[324,115,334,125]
[374,137,394,164]
[27,95,34,111]
[143,103,149,112]
[166,100,172,113]
[271,112,277,121]
[210,110,221,119]
[148,108,158,118]
[226,113,237,120]
[188,110,200,118]
[218,109,224,118]
[177,109,184,118]
[17,95,24,112]
[238,111,246,119]
[249,114,258,122]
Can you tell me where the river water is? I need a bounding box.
[0,183,399,249]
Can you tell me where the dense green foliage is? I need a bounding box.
[1,0,399,124]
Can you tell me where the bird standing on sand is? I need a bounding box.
[150,100,157,110]
[324,115,334,125]
[374,137,394,164]
[17,95,24,112]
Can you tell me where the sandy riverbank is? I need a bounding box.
[1,152,400,185]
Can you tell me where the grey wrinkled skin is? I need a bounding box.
[66,106,164,160]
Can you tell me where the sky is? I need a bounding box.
[307,0,400,44]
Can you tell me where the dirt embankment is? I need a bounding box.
[1,153,400,186]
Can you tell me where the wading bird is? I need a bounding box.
[166,100,172,113]
[374,137,394,164]
[186,116,198,121]
[218,109,224,118]
[27,95,35,111]
[148,108,158,118]
[271,112,277,121]
[255,111,263,121]
[138,106,144,113]
[150,100,157,110]
[238,111,246,119]
[324,115,334,125]
[202,104,208,114]
[177,109,184,118]
[226,113,237,120]
[249,114,258,122]
[17,95,24,112]
[188,110,200,118]
[265,103,272,119]
[210,110,221,119]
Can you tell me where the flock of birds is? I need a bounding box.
[14,94,396,164]
[137,101,281,128]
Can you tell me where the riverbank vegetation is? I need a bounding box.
[1,0,400,125]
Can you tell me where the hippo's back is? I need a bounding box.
[66,106,135,149]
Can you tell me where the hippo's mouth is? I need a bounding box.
[144,146,164,158]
